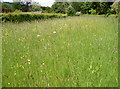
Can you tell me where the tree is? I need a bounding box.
[12,2,22,11]
[80,2,92,14]
[71,2,88,13]
[21,1,32,12]
[71,2,82,12]
[51,2,70,13]
[2,3,9,9]
[0,2,2,13]
[29,5,42,11]
[98,2,113,14]
[112,0,120,14]
[13,0,32,12]
[89,9,96,15]
[2,2,13,11]
[41,6,51,13]
[66,5,75,16]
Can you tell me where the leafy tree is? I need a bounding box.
[21,2,32,12]
[89,9,96,15]
[112,0,120,14]
[71,2,113,15]
[2,2,13,12]
[41,6,51,13]
[29,5,42,11]
[91,2,100,14]
[65,5,75,16]
[1,1,116,15]
[14,9,22,13]
[99,2,113,14]
[2,3,11,9]
[13,0,32,12]
[12,2,22,11]
[0,2,1,7]
[80,2,92,14]
[51,2,70,13]
[71,2,82,12]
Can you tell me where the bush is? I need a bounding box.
[1,13,67,22]
[89,9,96,15]
[14,10,22,13]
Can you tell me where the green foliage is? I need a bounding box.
[51,2,70,14]
[12,2,22,11]
[112,1,120,14]
[76,2,113,15]
[89,9,96,15]
[110,8,116,14]
[98,2,113,14]
[1,2,115,15]
[14,10,22,13]
[71,2,82,12]
[2,13,67,22]
[65,5,76,16]
[2,3,9,9]
[1,1,32,12]
[2,3,13,10]
[29,5,42,11]
[80,2,92,14]
[41,6,51,13]
[104,9,112,17]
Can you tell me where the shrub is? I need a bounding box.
[89,9,96,15]
[14,10,22,13]
[2,13,67,22]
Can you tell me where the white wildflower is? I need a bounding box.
[37,35,40,37]
[53,31,56,34]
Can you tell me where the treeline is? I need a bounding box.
[1,1,119,16]
[51,2,118,16]
[0,1,51,13]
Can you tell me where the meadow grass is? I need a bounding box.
[2,16,118,87]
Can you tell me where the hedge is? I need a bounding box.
[0,12,67,22]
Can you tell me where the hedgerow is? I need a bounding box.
[0,13,67,22]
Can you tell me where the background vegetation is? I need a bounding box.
[1,1,119,16]
[1,13,67,22]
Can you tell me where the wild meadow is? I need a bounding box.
[2,16,118,87]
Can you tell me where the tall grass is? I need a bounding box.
[2,16,118,87]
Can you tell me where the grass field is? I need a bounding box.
[2,16,118,87]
